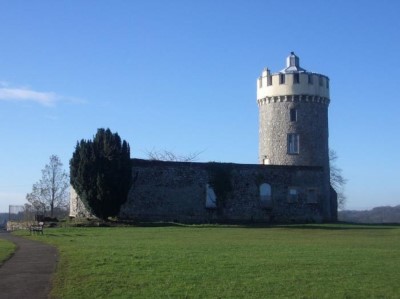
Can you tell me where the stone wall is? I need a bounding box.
[119,159,333,223]
[69,186,92,218]
[6,221,32,231]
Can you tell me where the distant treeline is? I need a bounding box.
[339,205,400,224]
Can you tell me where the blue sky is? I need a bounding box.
[1,1,399,212]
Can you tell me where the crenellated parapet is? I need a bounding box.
[257,72,329,100]
[256,52,330,103]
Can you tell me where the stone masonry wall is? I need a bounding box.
[119,159,330,223]
[259,100,329,168]
[69,186,92,218]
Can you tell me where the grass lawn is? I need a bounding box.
[0,238,16,265]
[16,224,400,298]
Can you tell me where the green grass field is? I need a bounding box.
[0,238,16,265]
[16,224,400,298]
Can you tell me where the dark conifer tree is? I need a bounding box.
[70,128,131,219]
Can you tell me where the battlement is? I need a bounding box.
[257,72,330,100]
[257,53,330,101]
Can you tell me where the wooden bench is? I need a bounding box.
[29,222,44,235]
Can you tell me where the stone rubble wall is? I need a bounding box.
[258,100,329,168]
[118,159,333,223]
[6,221,35,231]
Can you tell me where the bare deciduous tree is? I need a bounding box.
[26,155,69,217]
[146,149,202,162]
[329,150,347,210]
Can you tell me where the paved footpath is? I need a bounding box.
[0,231,58,299]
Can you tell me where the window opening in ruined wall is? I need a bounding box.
[288,187,298,203]
[307,188,318,204]
[260,183,272,209]
[287,133,299,154]
[205,184,217,209]
[308,74,313,84]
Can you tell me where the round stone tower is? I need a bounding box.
[257,52,335,221]
[257,52,330,169]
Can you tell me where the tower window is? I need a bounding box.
[319,76,323,86]
[290,108,297,122]
[287,133,299,154]
[267,76,272,86]
[326,79,329,89]
[259,77,262,88]
[293,73,299,84]
[308,74,313,84]
[279,74,285,84]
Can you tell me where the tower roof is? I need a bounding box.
[280,52,306,73]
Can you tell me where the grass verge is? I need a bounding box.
[15,224,400,298]
[0,238,16,266]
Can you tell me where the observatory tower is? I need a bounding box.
[257,52,334,220]
[257,52,330,169]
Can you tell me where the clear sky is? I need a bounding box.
[1,1,399,212]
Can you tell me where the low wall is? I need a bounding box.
[6,221,35,232]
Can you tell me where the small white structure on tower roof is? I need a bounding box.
[281,51,306,73]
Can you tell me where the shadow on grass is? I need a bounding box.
[132,222,400,230]
[63,218,400,230]
[273,223,400,230]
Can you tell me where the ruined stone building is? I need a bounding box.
[70,53,337,223]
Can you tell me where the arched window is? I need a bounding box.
[260,183,272,209]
